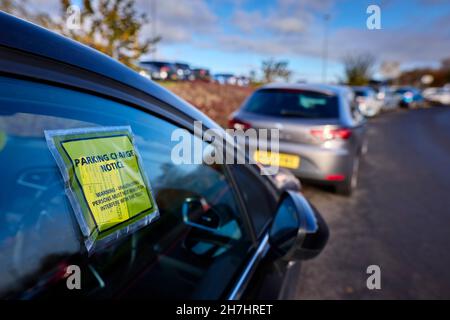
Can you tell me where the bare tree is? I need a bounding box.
[342,53,376,85]
[261,58,292,83]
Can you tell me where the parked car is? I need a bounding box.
[229,83,367,195]
[0,12,328,300]
[371,86,399,111]
[174,62,194,81]
[236,76,250,87]
[139,60,178,80]
[395,87,426,108]
[214,73,237,85]
[192,68,211,81]
[352,86,383,117]
[423,87,450,106]
[381,88,401,111]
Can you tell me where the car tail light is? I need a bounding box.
[228,118,252,130]
[326,174,346,181]
[310,128,352,141]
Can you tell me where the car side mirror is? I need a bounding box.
[269,191,329,261]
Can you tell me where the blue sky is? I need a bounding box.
[33,0,450,82]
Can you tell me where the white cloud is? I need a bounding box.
[136,0,218,43]
[268,16,306,34]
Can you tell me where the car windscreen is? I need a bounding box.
[243,89,340,119]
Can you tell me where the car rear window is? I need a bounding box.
[243,89,339,119]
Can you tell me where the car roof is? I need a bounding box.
[260,82,351,97]
[0,12,219,130]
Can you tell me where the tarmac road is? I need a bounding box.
[295,106,450,299]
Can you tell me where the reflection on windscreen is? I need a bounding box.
[0,112,88,295]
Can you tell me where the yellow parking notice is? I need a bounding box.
[45,127,159,252]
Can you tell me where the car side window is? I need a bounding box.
[0,76,253,299]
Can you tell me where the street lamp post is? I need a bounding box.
[151,0,157,59]
[322,14,330,83]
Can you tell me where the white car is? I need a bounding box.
[423,87,450,105]
[352,86,383,117]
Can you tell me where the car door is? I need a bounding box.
[0,69,268,299]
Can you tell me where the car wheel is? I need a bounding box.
[336,156,360,196]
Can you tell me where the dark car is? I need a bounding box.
[0,12,328,299]
[174,62,194,81]
[192,68,211,81]
[139,60,178,81]
[395,87,425,109]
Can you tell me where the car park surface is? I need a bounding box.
[297,107,450,299]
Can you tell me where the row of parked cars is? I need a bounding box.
[138,60,251,86]
[351,85,449,118]
[423,86,450,106]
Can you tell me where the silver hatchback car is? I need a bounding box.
[229,83,367,195]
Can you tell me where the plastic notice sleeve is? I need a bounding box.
[45,126,159,253]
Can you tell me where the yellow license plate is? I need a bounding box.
[253,150,300,169]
